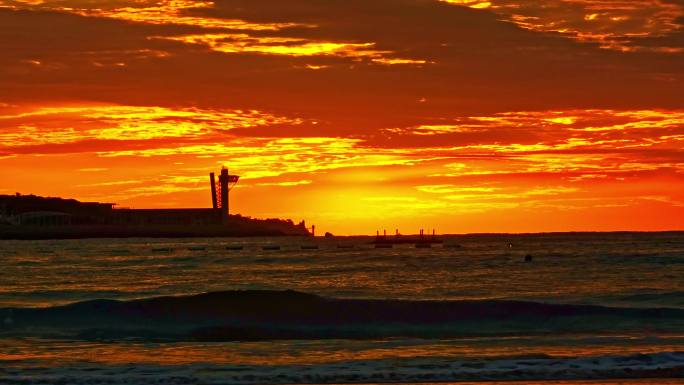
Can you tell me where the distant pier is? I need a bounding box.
[372,229,443,245]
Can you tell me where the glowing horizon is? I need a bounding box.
[1,0,683,235]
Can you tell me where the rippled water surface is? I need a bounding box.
[0,232,683,308]
[0,232,682,384]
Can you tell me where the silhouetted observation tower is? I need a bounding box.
[209,167,239,223]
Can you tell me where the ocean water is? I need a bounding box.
[0,232,683,384]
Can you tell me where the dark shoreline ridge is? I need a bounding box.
[0,217,310,239]
[0,193,310,239]
[2,290,684,341]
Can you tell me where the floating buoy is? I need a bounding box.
[524,254,533,262]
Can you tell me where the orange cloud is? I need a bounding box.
[3,0,430,64]
[442,0,684,51]
[1,0,302,30]
[2,104,683,233]
[0,104,301,146]
[156,33,382,58]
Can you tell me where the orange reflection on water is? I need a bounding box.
[2,337,682,366]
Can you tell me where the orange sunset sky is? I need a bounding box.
[1,0,683,234]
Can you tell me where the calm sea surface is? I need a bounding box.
[0,232,683,384]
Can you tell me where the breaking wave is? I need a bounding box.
[2,290,684,341]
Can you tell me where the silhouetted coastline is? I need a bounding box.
[0,193,310,239]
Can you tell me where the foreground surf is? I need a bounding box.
[2,290,683,341]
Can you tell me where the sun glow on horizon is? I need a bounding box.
[1,103,683,234]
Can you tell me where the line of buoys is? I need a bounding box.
[262,245,281,251]
[301,245,319,250]
[188,246,206,251]
[151,248,173,252]
[226,246,244,251]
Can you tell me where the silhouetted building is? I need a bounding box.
[0,168,310,238]
[110,208,221,226]
[0,193,114,226]
[0,168,241,227]
[211,167,239,223]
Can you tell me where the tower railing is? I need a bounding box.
[210,167,239,223]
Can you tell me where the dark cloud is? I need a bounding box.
[0,0,683,134]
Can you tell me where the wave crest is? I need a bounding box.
[2,290,684,341]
